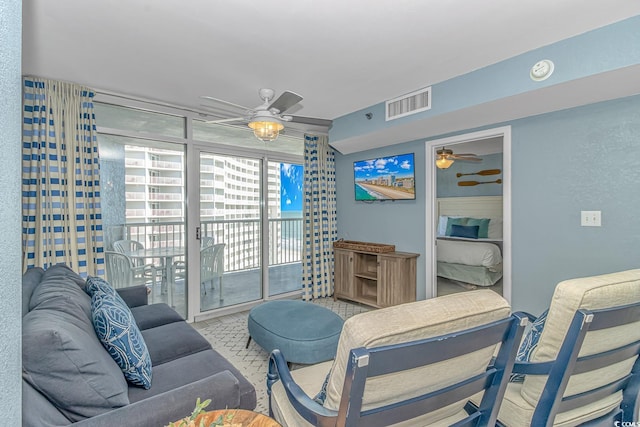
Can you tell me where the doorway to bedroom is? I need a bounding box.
[425,126,512,302]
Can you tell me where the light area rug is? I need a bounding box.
[192,297,370,415]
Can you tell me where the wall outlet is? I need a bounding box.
[581,210,601,227]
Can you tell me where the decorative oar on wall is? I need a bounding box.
[458,179,502,186]
[456,169,501,178]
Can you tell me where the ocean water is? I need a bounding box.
[355,184,377,201]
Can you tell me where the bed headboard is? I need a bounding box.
[437,196,503,219]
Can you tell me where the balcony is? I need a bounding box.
[107,218,302,272]
[150,160,182,170]
[149,176,183,186]
[150,209,183,217]
[149,193,182,201]
[105,218,303,315]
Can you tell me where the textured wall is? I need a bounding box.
[99,139,127,249]
[511,95,640,314]
[0,0,23,424]
[335,94,640,315]
[336,140,427,299]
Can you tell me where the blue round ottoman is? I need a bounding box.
[247,300,344,364]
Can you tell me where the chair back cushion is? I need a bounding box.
[323,289,511,420]
[521,269,640,407]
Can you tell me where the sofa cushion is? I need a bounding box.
[128,348,256,411]
[91,289,153,389]
[131,303,185,330]
[141,321,212,366]
[22,266,44,317]
[29,264,91,321]
[22,299,130,422]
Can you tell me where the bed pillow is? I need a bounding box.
[445,217,468,236]
[450,224,480,239]
[487,217,503,239]
[465,218,490,239]
[437,216,448,236]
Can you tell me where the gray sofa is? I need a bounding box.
[22,264,256,427]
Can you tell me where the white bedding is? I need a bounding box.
[437,238,502,272]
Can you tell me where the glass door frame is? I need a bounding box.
[186,143,304,322]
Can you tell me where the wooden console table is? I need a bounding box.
[334,247,419,308]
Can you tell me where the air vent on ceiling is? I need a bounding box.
[385,86,431,121]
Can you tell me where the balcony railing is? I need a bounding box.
[108,218,303,273]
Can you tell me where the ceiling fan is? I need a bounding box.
[200,88,332,142]
[435,147,481,169]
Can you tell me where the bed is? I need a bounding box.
[436,196,503,288]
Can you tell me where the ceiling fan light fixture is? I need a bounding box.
[248,120,284,142]
[436,157,454,169]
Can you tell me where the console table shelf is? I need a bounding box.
[334,247,419,308]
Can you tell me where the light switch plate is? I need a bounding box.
[581,211,601,227]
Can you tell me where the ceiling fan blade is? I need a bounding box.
[200,95,251,113]
[289,115,333,128]
[453,156,482,162]
[204,117,246,124]
[268,90,303,113]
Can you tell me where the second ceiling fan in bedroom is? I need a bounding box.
[435,147,482,169]
[200,88,332,142]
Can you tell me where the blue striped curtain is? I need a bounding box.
[22,77,105,277]
[302,134,337,300]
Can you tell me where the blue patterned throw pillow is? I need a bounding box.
[91,290,153,389]
[85,276,118,297]
[510,309,548,382]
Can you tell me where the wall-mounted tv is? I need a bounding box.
[354,153,416,201]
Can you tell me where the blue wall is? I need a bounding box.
[436,153,503,198]
[0,0,23,422]
[330,15,640,144]
[510,95,640,314]
[336,140,427,299]
[335,94,640,315]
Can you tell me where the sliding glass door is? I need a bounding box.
[267,161,303,297]
[198,151,263,312]
[98,134,187,318]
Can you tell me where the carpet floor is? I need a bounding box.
[192,297,371,415]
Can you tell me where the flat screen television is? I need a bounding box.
[354,152,416,201]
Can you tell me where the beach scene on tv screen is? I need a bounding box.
[354,153,416,200]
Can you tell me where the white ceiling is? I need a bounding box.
[22,1,640,132]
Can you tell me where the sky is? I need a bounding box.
[353,153,415,181]
[280,163,303,211]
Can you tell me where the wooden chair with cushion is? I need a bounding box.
[267,290,528,427]
[494,269,640,426]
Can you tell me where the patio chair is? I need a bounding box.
[201,236,215,247]
[493,269,640,426]
[171,243,225,299]
[104,250,157,289]
[112,239,159,286]
[267,290,528,427]
[201,243,225,299]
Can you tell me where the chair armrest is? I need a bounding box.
[116,285,149,308]
[519,311,538,323]
[512,359,555,375]
[267,349,337,425]
[70,371,241,427]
